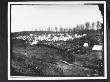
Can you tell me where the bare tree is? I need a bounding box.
[55,27,57,32]
[48,27,51,31]
[85,22,90,30]
[92,22,95,29]
[96,21,101,29]
[35,28,37,31]
[60,27,63,32]
[64,28,66,32]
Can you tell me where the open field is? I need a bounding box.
[10,29,104,76]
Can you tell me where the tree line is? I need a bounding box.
[35,21,102,32]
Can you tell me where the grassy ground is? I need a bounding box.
[11,29,104,76]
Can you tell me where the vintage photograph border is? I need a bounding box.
[8,1,107,80]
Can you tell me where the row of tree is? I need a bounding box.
[35,21,102,32]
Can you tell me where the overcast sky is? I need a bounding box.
[11,4,103,32]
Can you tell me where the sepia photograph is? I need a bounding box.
[8,1,107,80]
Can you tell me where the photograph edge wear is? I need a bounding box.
[8,1,107,80]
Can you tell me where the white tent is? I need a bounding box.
[92,45,102,50]
[83,43,88,47]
